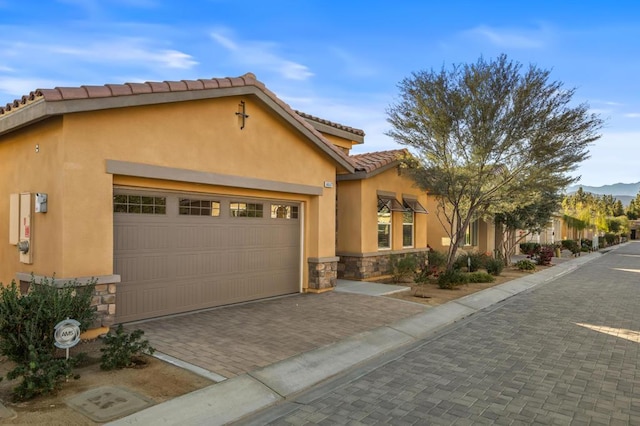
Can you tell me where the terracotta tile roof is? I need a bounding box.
[350,149,408,173]
[294,110,365,137]
[0,73,357,172]
[0,74,261,113]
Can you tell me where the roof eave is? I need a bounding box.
[301,119,364,144]
[336,160,401,181]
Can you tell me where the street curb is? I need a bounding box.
[108,249,608,425]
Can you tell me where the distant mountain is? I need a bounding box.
[566,182,640,207]
[566,182,640,196]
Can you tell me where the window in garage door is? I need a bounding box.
[113,194,166,214]
[179,198,221,216]
[271,204,299,219]
[230,202,263,217]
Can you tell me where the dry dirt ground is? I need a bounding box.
[0,340,213,425]
[384,265,543,306]
[0,265,541,424]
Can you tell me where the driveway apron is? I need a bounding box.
[126,291,427,379]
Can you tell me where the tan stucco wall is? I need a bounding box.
[321,133,356,154]
[0,95,338,288]
[0,118,65,284]
[478,219,496,254]
[425,196,450,253]
[425,195,493,255]
[336,169,427,255]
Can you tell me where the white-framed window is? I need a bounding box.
[378,203,391,249]
[377,194,404,250]
[464,219,479,246]
[402,210,414,248]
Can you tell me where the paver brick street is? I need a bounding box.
[246,243,640,425]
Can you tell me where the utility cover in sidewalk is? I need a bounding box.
[66,386,153,422]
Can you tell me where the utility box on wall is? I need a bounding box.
[9,193,19,245]
[19,193,33,264]
[35,193,48,213]
[9,193,33,264]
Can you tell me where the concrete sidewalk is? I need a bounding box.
[108,250,608,425]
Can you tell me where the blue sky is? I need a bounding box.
[1,1,639,187]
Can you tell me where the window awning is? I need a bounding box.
[377,195,405,212]
[403,198,428,214]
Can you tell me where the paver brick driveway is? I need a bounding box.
[128,291,426,379]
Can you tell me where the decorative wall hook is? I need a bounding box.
[236,100,249,129]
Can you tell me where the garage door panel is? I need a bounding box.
[115,192,301,323]
[174,280,203,308]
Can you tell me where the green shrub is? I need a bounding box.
[0,277,96,401]
[453,252,487,272]
[389,254,417,283]
[437,270,469,289]
[427,250,447,270]
[515,259,536,271]
[604,233,617,245]
[6,346,77,401]
[519,242,540,256]
[411,252,430,284]
[0,278,96,361]
[468,272,495,283]
[561,239,580,255]
[411,250,449,284]
[485,258,504,276]
[100,324,156,370]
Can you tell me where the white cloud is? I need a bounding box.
[624,113,640,118]
[54,39,198,69]
[210,33,238,51]
[462,24,550,49]
[3,38,198,70]
[210,30,313,81]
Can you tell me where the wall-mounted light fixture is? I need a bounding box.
[235,100,250,130]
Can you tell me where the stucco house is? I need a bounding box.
[425,195,497,257]
[335,149,429,279]
[0,73,429,328]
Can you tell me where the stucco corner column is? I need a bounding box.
[306,257,339,293]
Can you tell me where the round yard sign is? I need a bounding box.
[54,318,81,349]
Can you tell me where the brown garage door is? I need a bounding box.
[114,190,301,323]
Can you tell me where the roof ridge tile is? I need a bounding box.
[294,109,365,137]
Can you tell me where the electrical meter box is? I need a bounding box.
[35,193,47,213]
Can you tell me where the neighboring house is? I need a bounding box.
[517,214,564,249]
[334,149,429,280]
[425,195,497,256]
[0,73,429,327]
[630,220,640,240]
